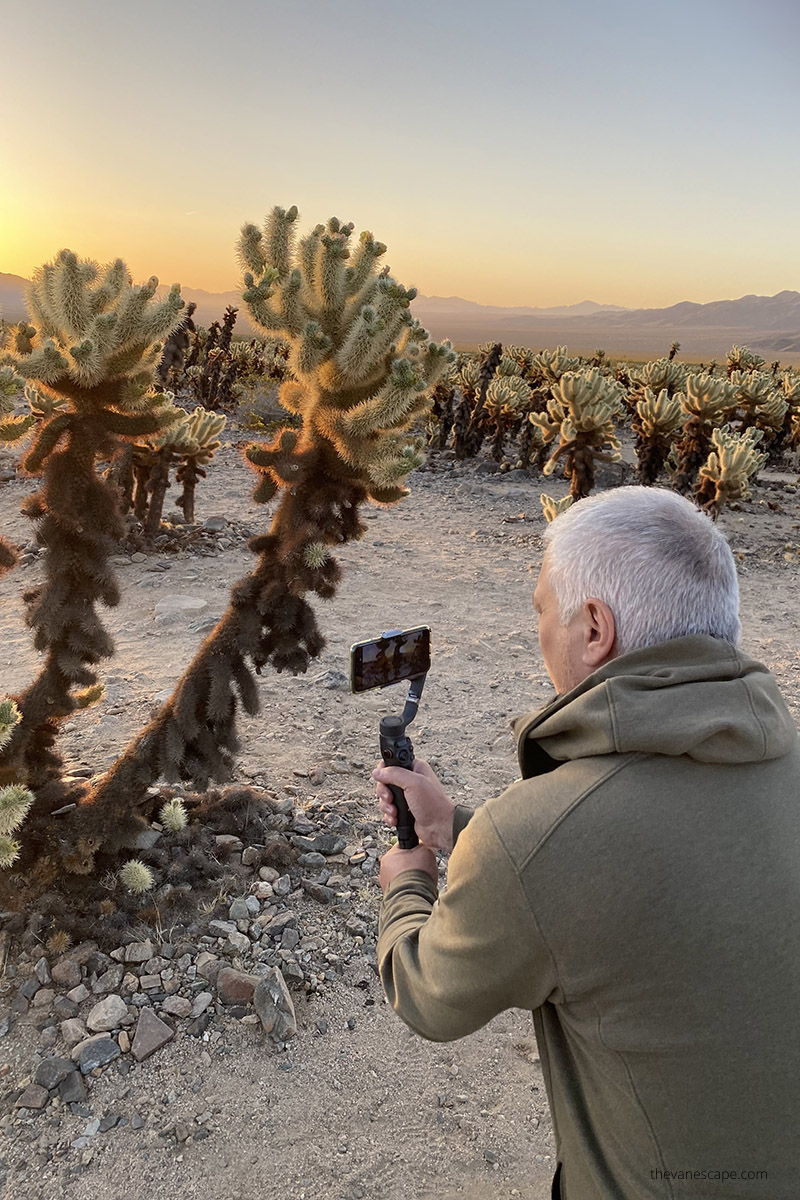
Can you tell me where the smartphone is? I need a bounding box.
[349,626,431,693]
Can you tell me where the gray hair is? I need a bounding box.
[543,486,741,654]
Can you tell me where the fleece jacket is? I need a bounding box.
[377,635,800,1199]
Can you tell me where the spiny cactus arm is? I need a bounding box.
[697,425,768,514]
[0,782,35,835]
[636,388,684,435]
[344,231,388,300]
[0,699,21,750]
[540,493,574,523]
[755,391,789,432]
[21,412,74,472]
[0,413,36,443]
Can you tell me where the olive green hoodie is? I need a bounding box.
[378,636,800,1198]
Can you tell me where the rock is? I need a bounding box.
[313,833,347,856]
[216,967,258,1006]
[53,995,78,1020]
[34,1056,76,1090]
[273,874,292,897]
[208,920,236,939]
[191,992,213,1018]
[154,595,208,616]
[228,898,250,922]
[258,866,280,883]
[87,994,128,1033]
[59,1071,86,1103]
[0,1016,12,1038]
[66,983,90,1004]
[251,882,274,899]
[301,880,336,905]
[91,965,124,994]
[15,1083,49,1110]
[139,974,161,990]
[131,1008,174,1062]
[215,834,244,854]
[118,1030,131,1054]
[19,976,40,1000]
[298,852,327,868]
[67,941,98,965]
[195,952,221,984]
[244,895,260,916]
[253,969,297,1041]
[226,931,251,955]
[124,941,154,964]
[31,987,55,1009]
[60,1018,87,1048]
[133,829,162,851]
[77,1037,121,1074]
[161,996,192,1018]
[34,956,52,986]
[203,516,228,532]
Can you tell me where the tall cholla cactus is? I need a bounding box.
[695,425,768,519]
[627,357,687,405]
[451,356,481,459]
[65,207,454,873]
[0,250,184,799]
[133,404,227,532]
[670,373,738,495]
[530,367,623,499]
[483,356,531,461]
[634,387,684,485]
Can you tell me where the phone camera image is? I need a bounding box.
[349,626,431,693]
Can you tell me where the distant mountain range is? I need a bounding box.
[3,271,799,361]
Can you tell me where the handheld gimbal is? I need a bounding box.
[378,673,426,849]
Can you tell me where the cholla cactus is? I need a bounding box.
[71,207,454,869]
[534,346,580,385]
[0,701,34,867]
[484,358,532,461]
[426,359,458,451]
[670,373,738,495]
[634,388,684,485]
[119,859,154,893]
[134,405,227,530]
[1,365,35,444]
[0,250,184,809]
[726,344,765,376]
[452,343,503,459]
[159,797,188,832]
[451,355,481,459]
[531,367,623,499]
[540,493,574,523]
[627,357,687,404]
[695,425,768,519]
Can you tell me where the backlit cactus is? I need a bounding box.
[0,250,184,816]
[0,365,34,444]
[534,346,580,385]
[484,356,531,461]
[628,357,687,403]
[531,367,623,499]
[133,404,227,530]
[0,702,34,869]
[695,425,768,519]
[670,373,738,495]
[69,207,454,871]
[634,387,684,485]
[726,344,765,376]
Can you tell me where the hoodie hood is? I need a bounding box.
[514,635,798,774]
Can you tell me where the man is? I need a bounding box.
[372,486,800,1199]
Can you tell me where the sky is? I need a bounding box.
[2,0,799,309]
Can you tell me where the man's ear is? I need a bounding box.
[582,597,616,667]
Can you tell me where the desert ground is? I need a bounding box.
[0,416,798,1200]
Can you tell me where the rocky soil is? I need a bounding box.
[0,410,798,1200]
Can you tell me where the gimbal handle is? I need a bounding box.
[379,674,426,850]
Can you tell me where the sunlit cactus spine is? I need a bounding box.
[670,373,738,495]
[534,346,580,385]
[0,250,184,815]
[695,425,768,520]
[627,357,687,407]
[68,206,455,873]
[540,493,574,523]
[531,367,623,499]
[634,387,684,485]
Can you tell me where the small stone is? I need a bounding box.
[31,987,55,1009]
[244,895,260,916]
[20,976,41,1000]
[226,931,251,955]
[131,1008,174,1062]
[139,974,161,990]
[273,874,292,897]
[214,834,243,854]
[0,1015,12,1038]
[228,898,250,921]
[313,833,347,856]
[253,968,297,1041]
[92,965,124,994]
[196,953,221,984]
[124,941,154,964]
[87,994,128,1032]
[97,1114,119,1133]
[298,852,327,868]
[35,956,53,985]
[251,881,274,899]
[77,1036,121,1074]
[154,594,208,615]
[67,983,90,1004]
[59,1071,86,1104]
[121,972,139,992]
[15,1083,49,1110]
[118,1030,131,1053]
[301,880,336,905]
[216,967,258,1006]
[34,1056,76,1090]
[131,1114,146,1130]
[83,1117,101,1137]
[60,1018,87,1049]
[53,996,78,1020]
[258,866,280,883]
[191,992,213,1017]
[161,996,192,1018]
[208,919,237,939]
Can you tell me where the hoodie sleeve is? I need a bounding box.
[378,802,560,1041]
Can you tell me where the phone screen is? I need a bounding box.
[349,626,431,693]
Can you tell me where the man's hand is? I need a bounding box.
[373,758,456,852]
[379,842,438,892]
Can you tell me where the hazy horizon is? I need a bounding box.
[3,0,799,310]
